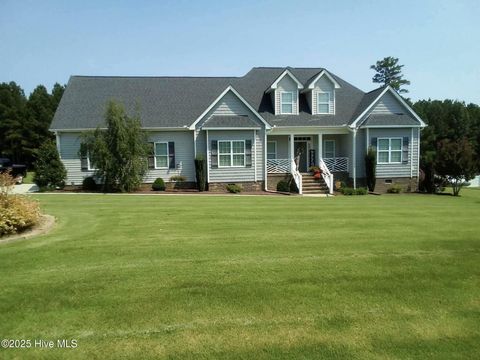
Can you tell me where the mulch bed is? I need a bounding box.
[0,214,56,244]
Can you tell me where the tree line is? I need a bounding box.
[0,82,65,166]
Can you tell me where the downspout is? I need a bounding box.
[253,129,257,182]
[352,128,357,189]
[206,129,210,184]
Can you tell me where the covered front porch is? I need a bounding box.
[266,132,351,194]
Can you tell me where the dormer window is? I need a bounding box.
[317,92,331,114]
[280,91,294,114]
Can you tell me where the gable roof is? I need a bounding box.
[201,115,260,129]
[349,85,426,128]
[266,68,304,92]
[303,69,341,90]
[50,67,423,131]
[362,114,421,127]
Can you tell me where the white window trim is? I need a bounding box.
[377,137,403,164]
[323,139,335,158]
[218,140,246,168]
[87,154,97,171]
[317,91,331,114]
[154,142,169,169]
[267,141,277,160]
[280,91,295,115]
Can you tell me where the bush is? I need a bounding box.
[276,179,290,192]
[365,147,376,192]
[226,184,242,193]
[34,139,66,191]
[355,187,368,195]
[194,156,207,192]
[341,187,368,195]
[170,175,186,182]
[152,178,166,191]
[387,184,402,194]
[82,177,97,191]
[0,195,41,236]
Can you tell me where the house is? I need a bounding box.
[50,67,426,194]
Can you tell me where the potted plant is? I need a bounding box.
[309,165,322,180]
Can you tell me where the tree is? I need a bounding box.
[370,56,411,93]
[435,138,477,196]
[0,82,27,163]
[33,139,66,190]
[365,147,376,192]
[80,101,149,192]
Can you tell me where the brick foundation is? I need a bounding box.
[356,177,418,193]
[208,181,265,192]
[267,174,292,191]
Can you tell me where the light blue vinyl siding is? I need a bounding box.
[275,76,298,115]
[371,92,404,114]
[312,76,335,115]
[368,128,419,178]
[208,130,264,182]
[144,131,195,183]
[58,131,196,185]
[58,132,95,185]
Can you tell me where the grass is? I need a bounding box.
[0,190,479,359]
[23,171,35,184]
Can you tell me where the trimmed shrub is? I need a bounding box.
[82,177,97,191]
[152,178,166,191]
[387,184,402,194]
[194,156,207,192]
[226,184,242,193]
[276,180,290,192]
[170,175,186,182]
[365,147,376,192]
[0,195,41,236]
[355,187,368,195]
[34,139,66,191]
[341,187,368,195]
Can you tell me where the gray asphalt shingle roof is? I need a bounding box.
[361,114,420,126]
[202,116,260,129]
[50,67,416,130]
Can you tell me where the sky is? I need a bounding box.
[1,0,479,104]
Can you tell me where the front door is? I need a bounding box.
[294,141,308,172]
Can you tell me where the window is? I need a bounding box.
[317,92,331,114]
[87,155,97,171]
[377,138,402,164]
[280,91,294,114]
[154,142,169,168]
[267,141,277,160]
[323,140,335,158]
[218,140,245,167]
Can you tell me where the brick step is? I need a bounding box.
[302,184,328,189]
[303,190,329,194]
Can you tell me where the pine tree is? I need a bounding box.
[370,56,411,93]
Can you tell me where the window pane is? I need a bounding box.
[155,143,167,155]
[378,139,389,150]
[378,152,389,163]
[233,154,244,166]
[232,141,244,154]
[156,156,168,168]
[267,142,276,154]
[318,93,329,103]
[282,92,293,102]
[318,103,329,113]
[219,141,230,154]
[219,154,231,166]
[391,151,401,163]
[267,153,276,160]
[391,139,402,150]
[281,103,293,114]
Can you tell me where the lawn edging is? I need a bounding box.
[0,214,56,245]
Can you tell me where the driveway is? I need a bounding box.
[12,184,39,194]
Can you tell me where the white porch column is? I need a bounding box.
[253,129,257,182]
[352,129,357,189]
[317,133,322,165]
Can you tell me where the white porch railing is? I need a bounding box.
[319,158,334,195]
[267,158,291,173]
[290,160,303,195]
[323,157,349,172]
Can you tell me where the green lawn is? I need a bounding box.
[1,190,479,359]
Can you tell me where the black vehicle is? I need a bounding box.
[0,158,27,183]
